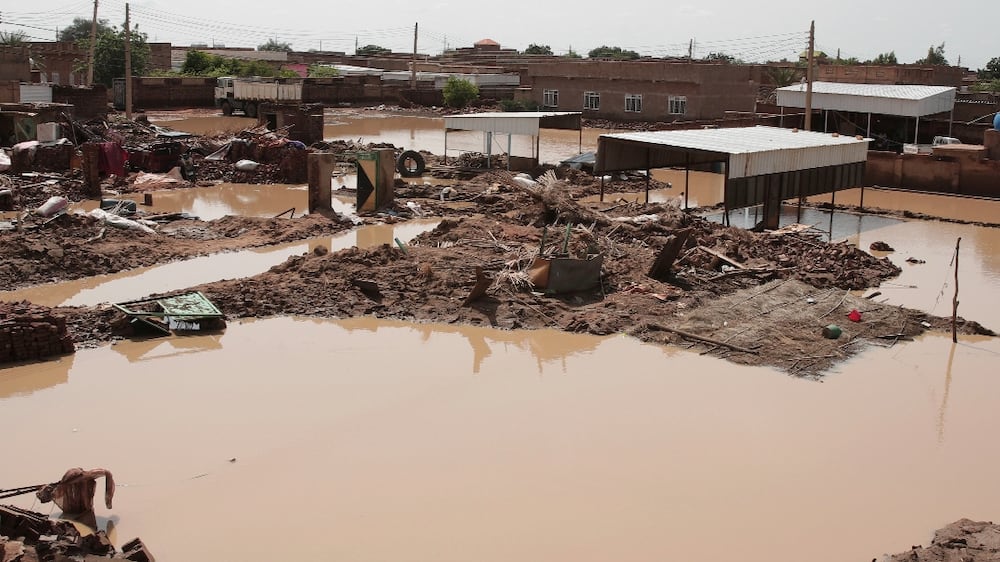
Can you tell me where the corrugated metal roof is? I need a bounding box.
[596,126,869,178]
[776,81,955,117]
[19,84,52,103]
[444,112,581,135]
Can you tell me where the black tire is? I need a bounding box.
[221,101,233,116]
[396,150,425,177]
[244,102,257,118]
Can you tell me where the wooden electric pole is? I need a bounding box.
[410,22,418,90]
[87,0,99,85]
[804,20,815,131]
[952,237,961,343]
[124,2,132,119]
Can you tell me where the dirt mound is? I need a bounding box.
[0,213,350,290]
[886,519,1000,561]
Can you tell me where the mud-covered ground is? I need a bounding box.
[14,172,986,375]
[2,111,995,375]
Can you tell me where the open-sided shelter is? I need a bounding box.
[595,125,870,229]
[443,111,581,171]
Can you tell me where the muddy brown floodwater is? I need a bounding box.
[3,111,998,561]
[2,319,999,562]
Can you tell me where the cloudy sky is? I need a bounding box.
[4,0,997,69]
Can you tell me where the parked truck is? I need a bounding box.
[214,77,302,118]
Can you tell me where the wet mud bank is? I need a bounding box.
[0,213,351,291]
[45,185,993,375]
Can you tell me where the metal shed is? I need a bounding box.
[776,81,957,141]
[595,126,870,229]
[443,111,582,169]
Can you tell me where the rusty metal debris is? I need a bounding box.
[113,291,226,337]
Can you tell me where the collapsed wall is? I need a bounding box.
[0,301,75,364]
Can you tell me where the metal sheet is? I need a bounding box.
[595,126,869,178]
[776,81,956,117]
[444,112,581,136]
[19,85,52,103]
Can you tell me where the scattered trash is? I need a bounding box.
[235,159,260,171]
[88,208,156,234]
[822,324,843,339]
[921,321,932,328]
[405,201,425,216]
[870,241,895,252]
[806,297,816,304]
[847,309,862,322]
[906,257,927,264]
[440,186,456,200]
[36,195,69,217]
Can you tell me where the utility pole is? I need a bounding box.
[87,0,98,85]
[804,20,815,131]
[688,39,693,60]
[410,22,418,90]
[124,2,132,119]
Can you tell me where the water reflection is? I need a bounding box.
[0,353,74,398]
[111,334,225,363]
[2,319,999,562]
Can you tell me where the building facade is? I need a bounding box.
[516,61,764,122]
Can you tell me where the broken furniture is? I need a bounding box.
[113,291,226,337]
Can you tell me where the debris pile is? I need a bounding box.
[0,301,74,364]
[886,519,1000,562]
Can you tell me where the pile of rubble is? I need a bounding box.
[886,519,1000,562]
[0,301,74,364]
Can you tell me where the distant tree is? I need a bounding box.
[58,17,112,42]
[973,79,1000,93]
[181,50,281,77]
[90,25,150,87]
[308,64,340,78]
[258,38,293,52]
[705,52,740,64]
[0,31,29,46]
[768,66,801,87]
[356,44,390,56]
[866,51,898,65]
[834,56,861,65]
[181,50,214,74]
[442,76,479,108]
[978,57,1000,79]
[915,43,947,65]
[588,45,640,60]
[523,44,553,55]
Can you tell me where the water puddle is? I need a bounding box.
[0,220,440,307]
[324,112,609,164]
[1,318,998,562]
[809,187,1000,225]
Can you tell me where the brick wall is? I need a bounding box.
[0,46,31,82]
[52,84,108,119]
[0,301,75,364]
[865,149,1000,196]
[129,76,216,108]
[519,61,762,121]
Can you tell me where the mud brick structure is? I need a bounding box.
[0,301,75,364]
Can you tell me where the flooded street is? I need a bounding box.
[3,111,998,561]
[2,319,999,562]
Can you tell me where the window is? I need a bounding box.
[583,91,600,110]
[543,89,559,107]
[668,95,687,115]
[625,94,642,113]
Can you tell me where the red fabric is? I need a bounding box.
[96,142,128,176]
